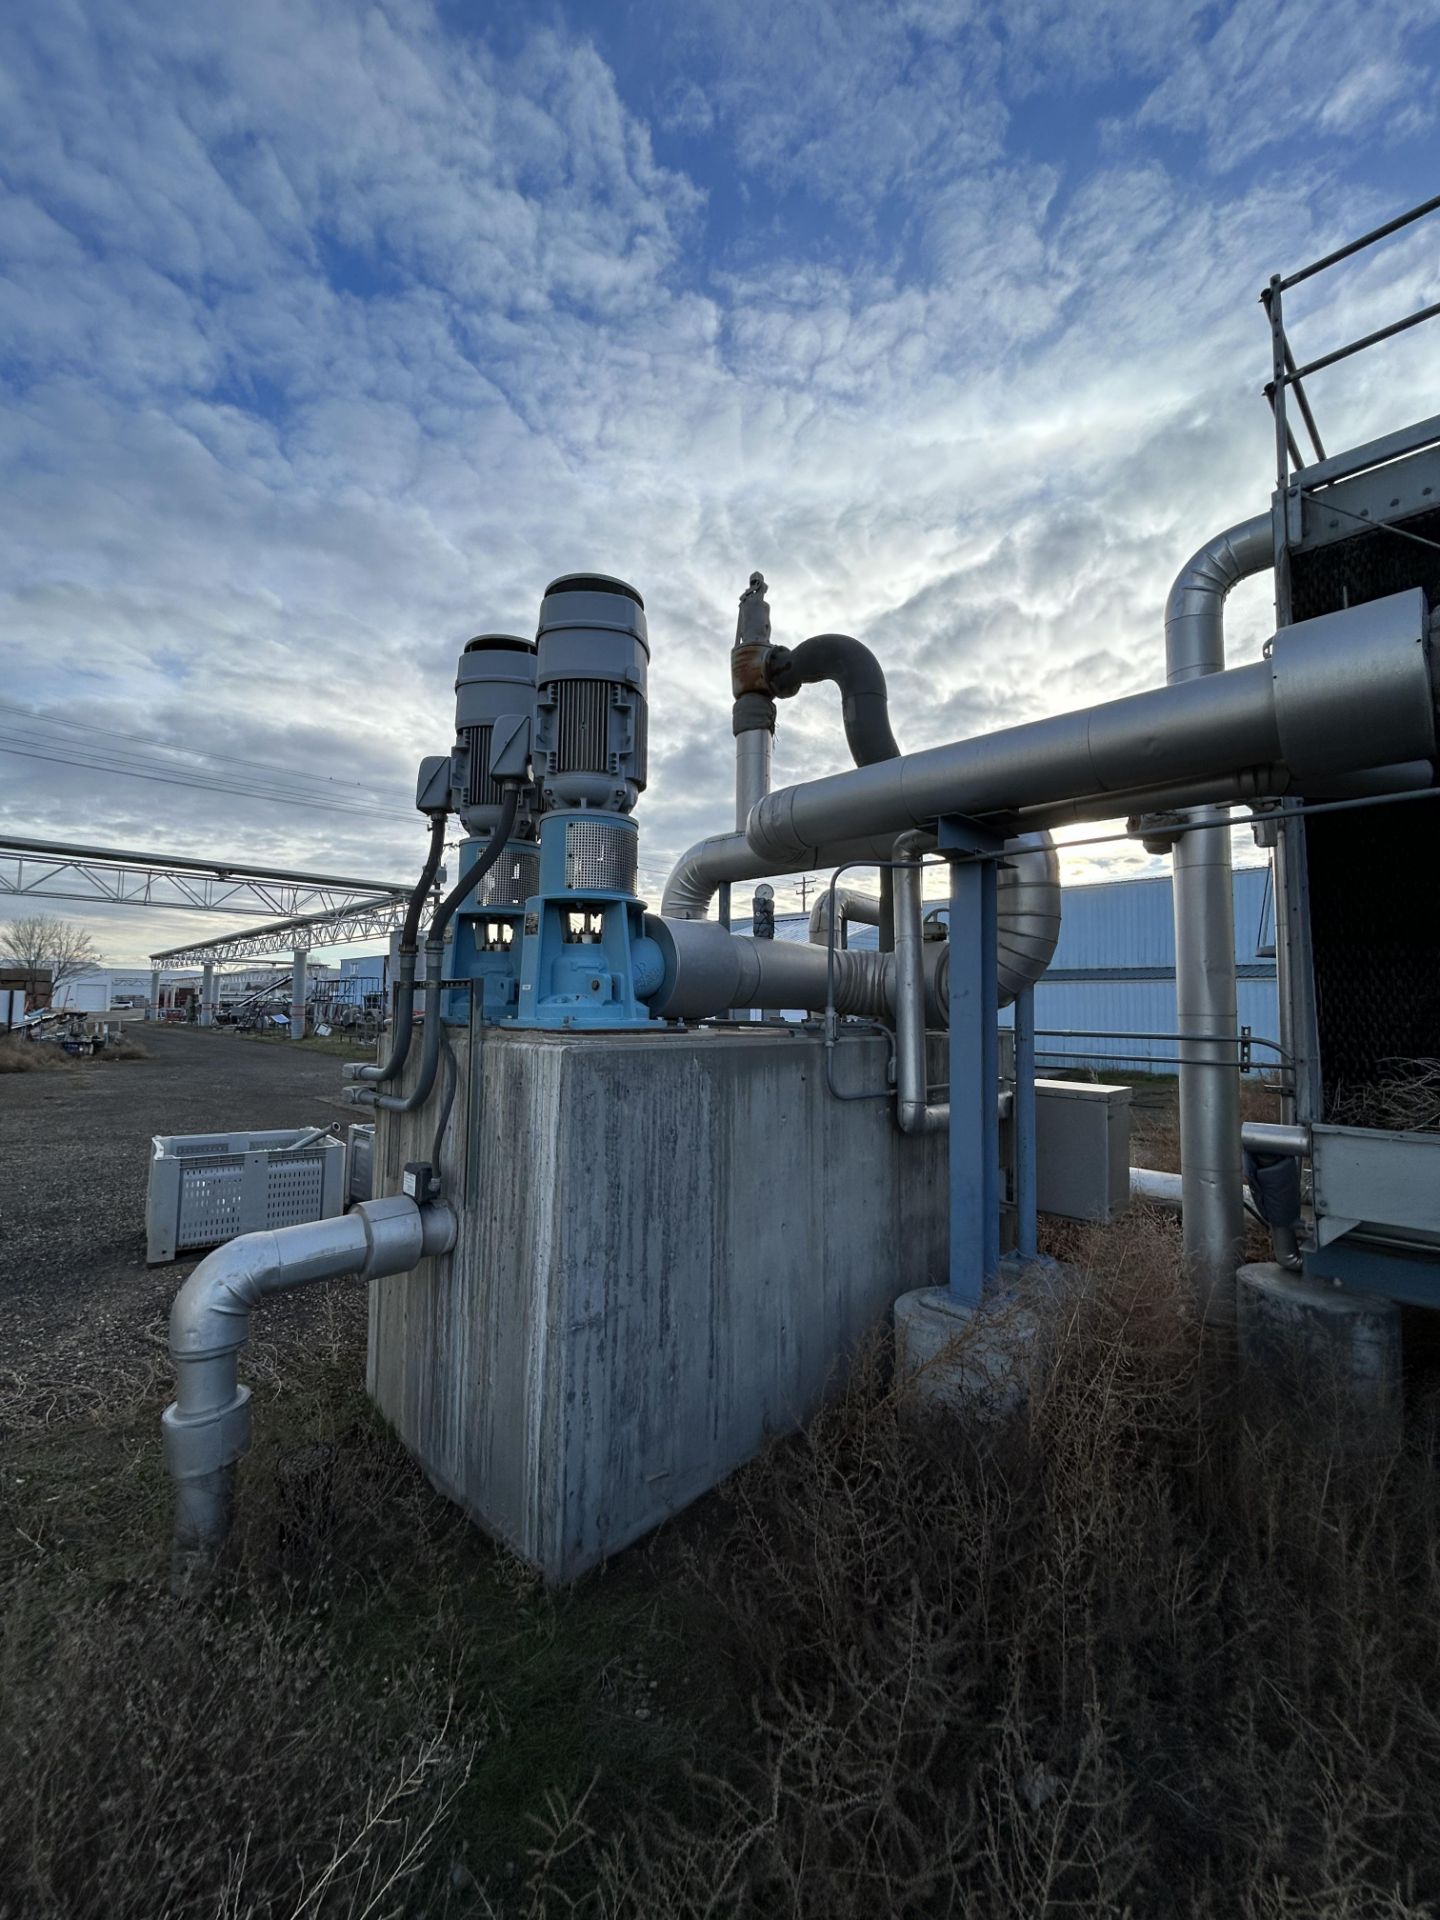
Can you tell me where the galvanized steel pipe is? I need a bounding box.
[735,729,772,832]
[893,840,947,1135]
[1165,515,1274,1327]
[162,1196,457,1581]
[745,591,1436,862]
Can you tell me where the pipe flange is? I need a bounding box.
[162,1386,253,1479]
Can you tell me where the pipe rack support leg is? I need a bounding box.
[1013,983,1038,1262]
[290,947,307,1042]
[941,817,1004,1308]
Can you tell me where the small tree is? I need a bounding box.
[0,914,102,1006]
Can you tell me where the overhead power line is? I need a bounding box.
[0,697,398,800]
[0,732,420,824]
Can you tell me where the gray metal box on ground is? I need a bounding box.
[345,1123,376,1205]
[146,1126,345,1265]
[368,1023,949,1583]
[1034,1079,1132,1223]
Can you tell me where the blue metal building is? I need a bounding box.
[1004,863,1278,1075]
[744,863,1278,1076]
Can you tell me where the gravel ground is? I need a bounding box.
[0,1026,369,1432]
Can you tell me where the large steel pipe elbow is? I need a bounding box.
[162,1197,456,1582]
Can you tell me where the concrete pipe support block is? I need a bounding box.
[1237,1261,1402,1448]
[894,1280,1042,1421]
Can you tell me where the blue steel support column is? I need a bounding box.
[940,816,1005,1308]
[1013,983,1038,1261]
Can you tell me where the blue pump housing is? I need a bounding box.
[514,574,664,1029]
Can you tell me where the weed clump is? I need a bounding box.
[101,1033,148,1061]
[525,1218,1440,1917]
[7,1219,1440,1917]
[0,1039,78,1074]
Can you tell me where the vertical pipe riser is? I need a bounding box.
[948,859,1000,1309]
[1164,516,1274,1327]
[1014,986,1038,1263]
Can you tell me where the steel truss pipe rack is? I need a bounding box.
[0,834,410,921]
[149,896,415,968]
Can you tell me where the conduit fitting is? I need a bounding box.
[162,1196,457,1582]
[1240,1121,1309,1157]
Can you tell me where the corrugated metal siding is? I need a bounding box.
[1006,865,1278,1074]
[1003,979,1280,1074]
[1041,864,1273,974]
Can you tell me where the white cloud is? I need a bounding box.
[2,0,1438,960]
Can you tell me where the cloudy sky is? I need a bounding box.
[4,0,1439,966]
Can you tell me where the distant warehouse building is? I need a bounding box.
[1002,863,1278,1077]
[746,863,1278,1077]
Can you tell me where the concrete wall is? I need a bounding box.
[369,1022,948,1582]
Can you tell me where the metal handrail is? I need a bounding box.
[1261,192,1440,488]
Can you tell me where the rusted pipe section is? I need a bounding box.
[732,572,776,832]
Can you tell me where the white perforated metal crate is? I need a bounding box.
[146,1126,345,1265]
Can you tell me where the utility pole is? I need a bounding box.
[796,874,815,914]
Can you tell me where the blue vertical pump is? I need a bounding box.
[515,574,665,1027]
[442,634,539,1023]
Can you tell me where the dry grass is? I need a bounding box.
[0,1033,147,1073]
[1330,1059,1440,1133]
[101,1033,148,1061]
[5,1219,1440,1917]
[1129,1075,1284,1175]
[0,1038,78,1074]
[523,1216,1440,1917]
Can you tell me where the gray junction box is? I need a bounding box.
[1033,1079,1132,1224]
[369,1023,948,1582]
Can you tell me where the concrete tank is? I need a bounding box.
[368,1023,948,1581]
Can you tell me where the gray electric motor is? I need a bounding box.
[450,633,538,835]
[532,574,649,815]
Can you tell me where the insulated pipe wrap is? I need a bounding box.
[768,633,901,766]
[1165,517,1274,684]
[1269,589,1437,783]
[803,835,1061,1006]
[808,887,884,943]
[647,915,947,1023]
[746,606,1440,864]
[1163,515,1274,1327]
[660,827,902,920]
